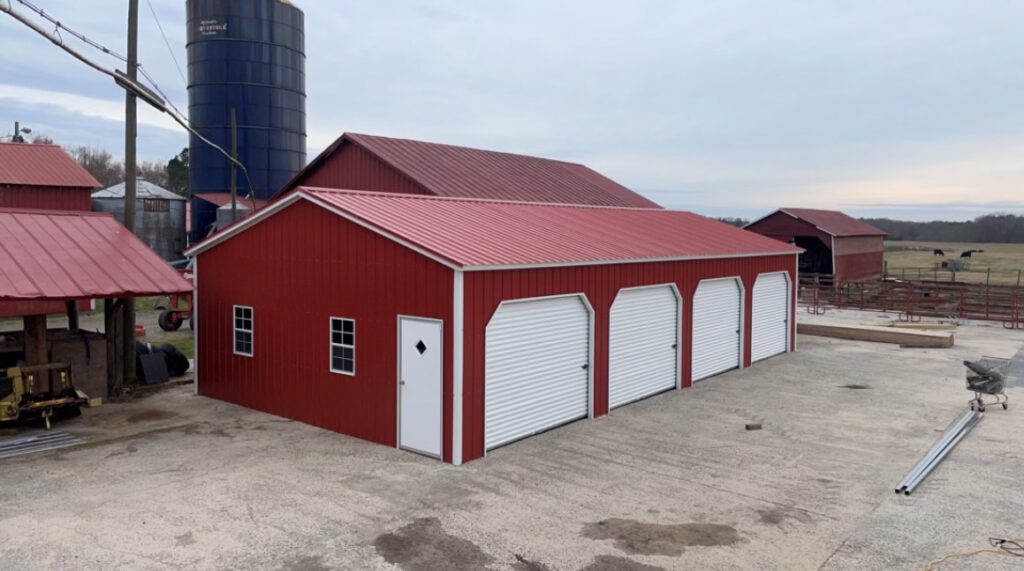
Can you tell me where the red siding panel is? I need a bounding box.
[460,254,797,462]
[834,236,885,282]
[299,142,428,196]
[196,200,455,459]
[0,185,93,211]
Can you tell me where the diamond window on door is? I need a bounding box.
[415,340,427,355]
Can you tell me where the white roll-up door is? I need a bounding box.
[485,295,591,451]
[692,278,742,381]
[608,285,680,408]
[751,273,790,362]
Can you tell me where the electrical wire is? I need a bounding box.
[922,537,1024,570]
[1,0,260,211]
[145,0,186,84]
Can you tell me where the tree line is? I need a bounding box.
[12,133,188,196]
[862,214,1024,243]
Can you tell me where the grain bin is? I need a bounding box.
[92,179,187,261]
[186,0,306,241]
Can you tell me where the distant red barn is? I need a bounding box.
[0,143,100,317]
[188,189,800,465]
[745,208,886,282]
[272,132,661,208]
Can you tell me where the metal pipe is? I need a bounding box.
[895,409,976,493]
[904,412,982,495]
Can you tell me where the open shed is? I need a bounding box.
[745,208,887,282]
[187,188,800,464]
[0,208,192,402]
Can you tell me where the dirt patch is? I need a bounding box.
[580,555,665,571]
[279,554,331,571]
[174,531,197,547]
[582,518,740,556]
[756,507,812,526]
[840,384,871,390]
[125,409,179,423]
[374,517,493,570]
[512,553,552,571]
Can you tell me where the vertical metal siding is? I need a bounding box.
[300,142,429,196]
[195,199,455,460]
[833,236,885,282]
[461,254,796,462]
[0,185,92,211]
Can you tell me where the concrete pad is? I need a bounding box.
[0,308,1022,570]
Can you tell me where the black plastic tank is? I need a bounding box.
[186,0,306,241]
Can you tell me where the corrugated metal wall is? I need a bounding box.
[299,142,428,195]
[0,185,92,211]
[460,254,796,462]
[196,200,455,459]
[834,236,885,282]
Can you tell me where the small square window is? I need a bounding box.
[233,305,253,357]
[329,317,355,375]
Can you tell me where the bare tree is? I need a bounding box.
[66,145,124,188]
[30,134,54,145]
[136,160,169,187]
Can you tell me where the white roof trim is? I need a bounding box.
[186,190,801,270]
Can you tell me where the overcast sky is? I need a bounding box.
[2,1,1022,220]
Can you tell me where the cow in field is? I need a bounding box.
[933,249,945,256]
[960,249,984,258]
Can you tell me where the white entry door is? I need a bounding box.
[399,317,443,458]
[485,295,591,451]
[691,278,742,381]
[608,285,680,408]
[751,272,790,362]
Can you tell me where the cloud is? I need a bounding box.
[0,83,181,133]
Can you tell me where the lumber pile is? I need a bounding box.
[798,322,954,348]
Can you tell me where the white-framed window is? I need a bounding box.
[330,317,355,375]
[233,305,253,357]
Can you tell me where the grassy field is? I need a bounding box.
[885,241,1024,285]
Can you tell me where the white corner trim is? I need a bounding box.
[452,271,464,466]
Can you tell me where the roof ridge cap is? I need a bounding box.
[299,186,669,212]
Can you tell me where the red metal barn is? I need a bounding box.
[187,189,800,464]
[744,208,886,282]
[0,143,100,318]
[272,132,661,208]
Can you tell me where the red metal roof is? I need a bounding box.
[278,133,660,208]
[776,208,886,237]
[0,143,101,189]
[0,208,193,300]
[189,188,799,269]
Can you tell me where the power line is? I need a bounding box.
[0,0,259,209]
[145,0,186,85]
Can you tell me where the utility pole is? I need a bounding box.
[230,106,237,222]
[122,0,139,386]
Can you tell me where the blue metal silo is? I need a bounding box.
[186,0,306,241]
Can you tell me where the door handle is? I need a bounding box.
[581,364,589,371]
[400,380,406,385]
[671,343,678,349]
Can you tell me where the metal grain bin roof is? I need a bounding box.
[93,179,186,200]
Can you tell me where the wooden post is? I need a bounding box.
[104,299,124,396]
[23,314,48,365]
[66,300,79,331]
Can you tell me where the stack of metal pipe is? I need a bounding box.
[895,409,983,496]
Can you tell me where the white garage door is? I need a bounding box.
[692,278,742,381]
[751,273,790,362]
[609,285,680,408]
[485,295,591,451]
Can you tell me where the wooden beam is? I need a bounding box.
[66,300,80,331]
[104,299,124,395]
[798,322,954,348]
[22,314,49,365]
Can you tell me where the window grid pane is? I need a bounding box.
[330,317,355,374]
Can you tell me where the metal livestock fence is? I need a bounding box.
[798,275,1024,329]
